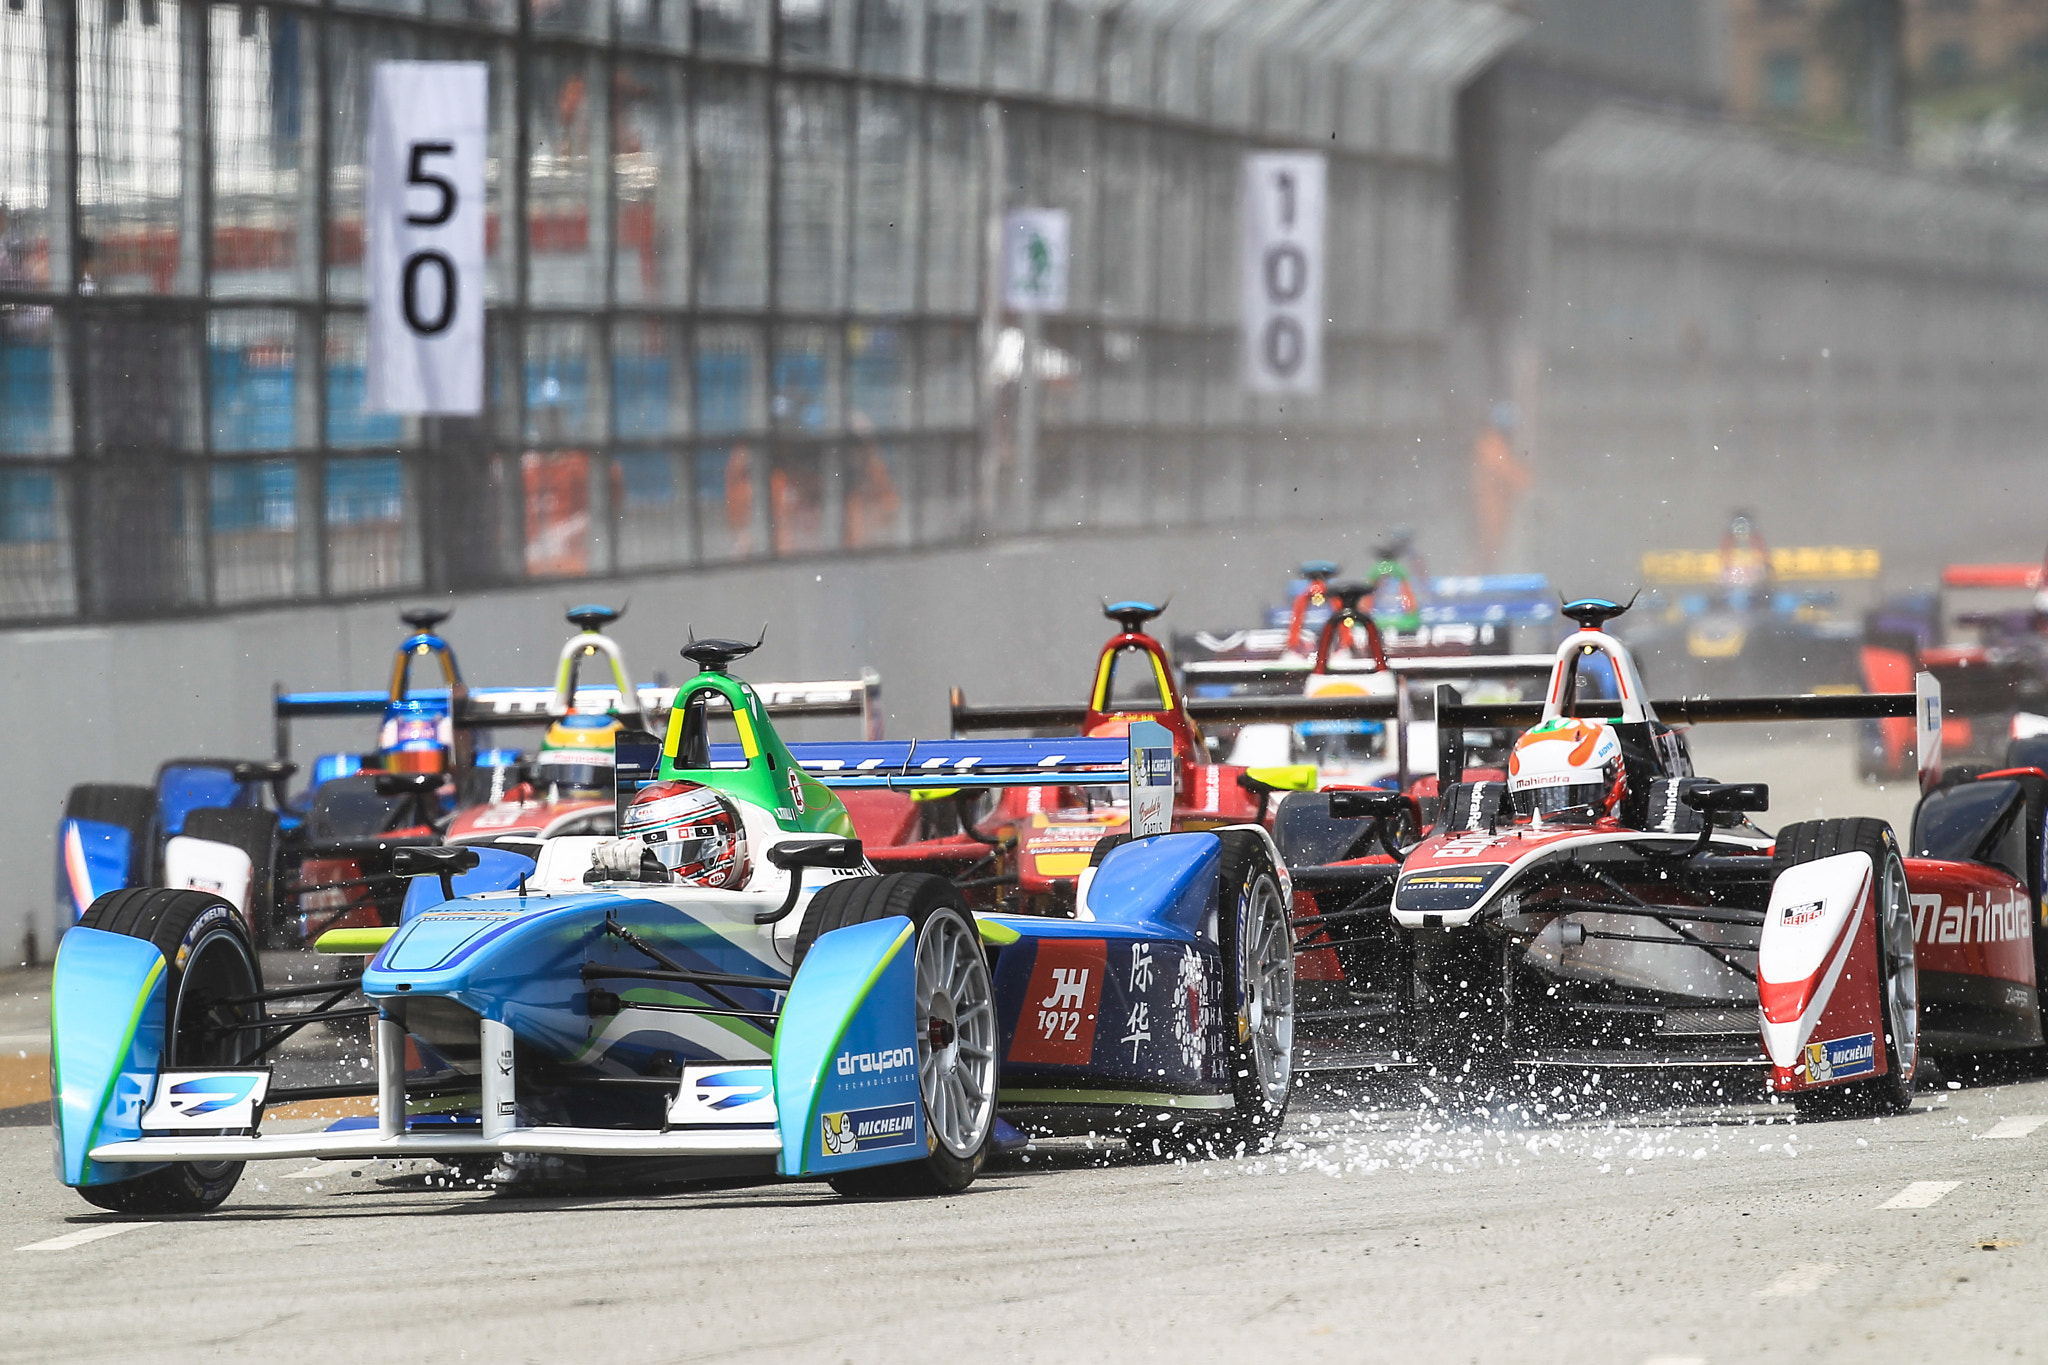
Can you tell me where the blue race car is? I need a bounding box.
[54,607,466,947]
[49,634,1296,1211]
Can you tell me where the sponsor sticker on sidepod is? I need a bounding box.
[1803,1032,1877,1083]
[821,1102,918,1156]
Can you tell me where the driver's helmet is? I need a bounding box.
[379,699,452,775]
[1507,718,1625,825]
[533,714,621,800]
[620,780,750,888]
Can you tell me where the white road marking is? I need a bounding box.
[282,1165,330,1180]
[1642,1357,1707,1365]
[1881,1181,1960,1209]
[1758,1263,1837,1298]
[1981,1116,2048,1140]
[17,1222,158,1252]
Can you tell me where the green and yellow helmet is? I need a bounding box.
[534,712,622,800]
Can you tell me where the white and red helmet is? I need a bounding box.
[1507,717,1625,824]
[620,780,751,889]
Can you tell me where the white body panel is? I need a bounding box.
[163,836,255,915]
[1757,851,1873,1068]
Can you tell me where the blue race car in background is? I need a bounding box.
[55,607,467,947]
[49,634,1295,1213]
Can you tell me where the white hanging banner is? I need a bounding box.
[1241,152,1326,395]
[1003,208,1070,314]
[366,61,488,415]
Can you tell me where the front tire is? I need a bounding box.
[798,874,999,1196]
[59,783,156,901]
[72,888,265,1213]
[1213,831,1295,1149]
[1774,819,1917,1119]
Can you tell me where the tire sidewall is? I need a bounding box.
[1215,833,1292,1139]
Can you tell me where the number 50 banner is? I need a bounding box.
[1241,152,1326,396]
[367,62,487,415]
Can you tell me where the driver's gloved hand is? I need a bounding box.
[587,835,650,882]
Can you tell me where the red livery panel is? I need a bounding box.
[1904,857,2035,986]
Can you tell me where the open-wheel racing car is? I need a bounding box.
[1275,597,2023,1116]
[58,604,882,952]
[1859,552,2048,781]
[50,632,1299,1212]
[1180,578,1557,793]
[847,599,1392,916]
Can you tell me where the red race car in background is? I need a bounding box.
[1181,578,1555,797]
[1862,554,2048,781]
[841,600,1390,915]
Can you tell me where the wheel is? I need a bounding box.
[180,806,283,948]
[1773,818,1917,1119]
[2006,736,2048,773]
[71,888,265,1213]
[797,874,999,1196]
[1213,831,1295,1149]
[59,783,156,899]
[1088,832,1132,865]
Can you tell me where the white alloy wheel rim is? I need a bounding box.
[1881,851,1918,1081]
[915,910,998,1158]
[1240,873,1296,1109]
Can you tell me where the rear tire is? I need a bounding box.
[60,783,157,895]
[2005,736,2048,773]
[72,888,265,1213]
[1212,831,1295,1149]
[181,807,283,948]
[798,874,998,1196]
[1773,818,1917,1119]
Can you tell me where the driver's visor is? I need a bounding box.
[1508,781,1609,825]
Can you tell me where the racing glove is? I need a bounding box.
[585,836,662,883]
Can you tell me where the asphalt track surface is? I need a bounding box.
[8,733,2035,1365]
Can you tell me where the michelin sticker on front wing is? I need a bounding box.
[821,1103,919,1156]
[1803,1032,1877,1083]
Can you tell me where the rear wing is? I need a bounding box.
[273,672,883,758]
[1178,654,1556,686]
[1941,563,2044,591]
[1432,672,1945,793]
[948,690,1408,733]
[622,722,1180,835]
[1641,546,1882,584]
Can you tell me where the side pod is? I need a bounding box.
[1757,852,1888,1094]
[771,915,924,1179]
[50,928,168,1186]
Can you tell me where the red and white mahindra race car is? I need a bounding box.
[1281,597,2040,1116]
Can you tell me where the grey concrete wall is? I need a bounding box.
[7,516,1461,964]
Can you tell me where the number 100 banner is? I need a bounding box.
[1241,152,1326,396]
[367,62,487,415]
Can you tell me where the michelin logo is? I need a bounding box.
[1803,1032,1877,1084]
[835,1047,915,1077]
[820,1102,919,1156]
